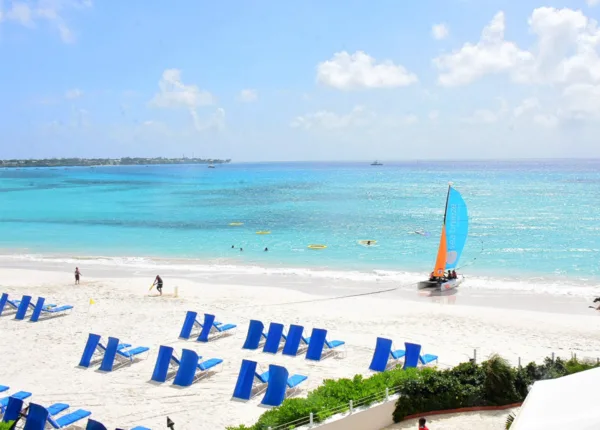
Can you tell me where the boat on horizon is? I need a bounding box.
[417,183,469,292]
[208,164,215,168]
[371,160,383,166]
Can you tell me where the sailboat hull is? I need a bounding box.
[417,277,463,291]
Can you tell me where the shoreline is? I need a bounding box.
[2,264,600,429]
[1,251,599,306]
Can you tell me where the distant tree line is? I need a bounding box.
[0,157,231,168]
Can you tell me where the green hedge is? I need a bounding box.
[0,422,13,430]
[227,355,598,430]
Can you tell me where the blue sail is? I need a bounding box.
[444,187,468,270]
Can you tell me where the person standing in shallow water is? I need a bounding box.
[74,267,81,285]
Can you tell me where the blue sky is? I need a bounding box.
[1,0,600,161]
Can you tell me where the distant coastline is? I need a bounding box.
[0,157,231,168]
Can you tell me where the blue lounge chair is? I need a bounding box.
[2,397,24,423]
[305,328,345,361]
[369,337,406,372]
[15,295,32,320]
[99,337,149,372]
[179,311,223,339]
[151,345,175,383]
[242,319,267,350]
[0,386,8,394]
[0,293,21,316]
[151,346,204,383]
[30,297,72,322]
[24,403,91,430]
[232,359,271,401]
[79,333,133,368]
[263,322,286,354]
[131,427,151,430]
[282,324,311,356]
[403,342,438,369]
[86,418,108,429]
[172,349,222,387]
[197,313,236,342]
[0,391,32,414]
[260,365,307,407]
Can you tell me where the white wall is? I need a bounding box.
[314,399,397,430]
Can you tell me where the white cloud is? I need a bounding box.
[290,106,375,130]
[428,110,440,121]
[238,89,258,103]
[149,69,222,133]
[432,23,449,40]
[191,108,226,132]
[316,51,418,90]
[513,98,540,118]
[434,8,600,87]
[65,88,83,99]
[150,69,214,109]
[434,12,533,86]
[587,0,600,6]
[0,0,91,43]
[560,83,600,120]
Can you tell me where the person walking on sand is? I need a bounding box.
[74,267,81,285]
[418,417,429,430]
[153,275,163,296]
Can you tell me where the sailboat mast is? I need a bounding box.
[442,184,452,224]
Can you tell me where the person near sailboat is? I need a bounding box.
[418,184,469,291]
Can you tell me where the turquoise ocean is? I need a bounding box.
[0,160,599,292]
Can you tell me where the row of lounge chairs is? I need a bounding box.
[232,360,307,406]
[151,346,223,386]
[0,385,148,430]
[79,333,150,371]
[0,293,73,321]
[179,311,237,341]
[0,386,91,429]
[369,337,438,372]
[242,319,346,361]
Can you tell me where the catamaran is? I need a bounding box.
[418,183,469,291]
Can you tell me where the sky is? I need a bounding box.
[2,0,600,162]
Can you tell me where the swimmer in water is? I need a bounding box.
[367,240,371,245]
[264,247,268,251]
[231,245,235,248]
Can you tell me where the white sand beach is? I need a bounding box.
[1,261,600,429]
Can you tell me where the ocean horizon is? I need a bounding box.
[1,159,599,293]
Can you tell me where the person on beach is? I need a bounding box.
[74,267,81,285]
[153,275,163,296]
[418,417,429,430]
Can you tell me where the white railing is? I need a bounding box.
[267,384,403,430]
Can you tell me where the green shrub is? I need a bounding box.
[0,422,14,430]
[227,355,600,430]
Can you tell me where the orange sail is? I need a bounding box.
[433,225,447,277]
